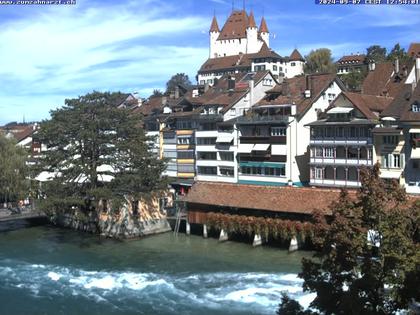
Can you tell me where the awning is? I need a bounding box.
[409,128,420,133]
[216,134,234,143]
[411,148,420,159]
[327,107,353,114]
[252,144,270,151]
[238,143,254,153]
[271,145,287,155]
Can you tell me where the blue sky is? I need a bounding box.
[0,0,419,124]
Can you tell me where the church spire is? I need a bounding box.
[259,16,269,33]
[209,15,220,33]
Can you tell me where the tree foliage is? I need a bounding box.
[165,73,192,93]
[37,91,167,214]
[278,164,420,315]
[366,45,387,63]
[304,49,336,74]
[339,69,367,92]
[386,43,410,63]
[0,134,28,204]
[152,89,164,97]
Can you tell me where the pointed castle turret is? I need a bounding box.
[209,15,220,58]
[246,11,258,55]
[259,16,269,47]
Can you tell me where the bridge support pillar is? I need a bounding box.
[252,234,263,247]
[203,224,208,238]
[219,229,228,242]
[289,236,299,252]
[186,221,191,235]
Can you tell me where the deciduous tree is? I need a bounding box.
[366,45,387,63]
[0,134,28,205]
[304,49,336,74]
[165,73,192,93]
[277,164,420,315]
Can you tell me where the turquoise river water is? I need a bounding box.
[0,225,315,315]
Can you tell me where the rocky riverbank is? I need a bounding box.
[49,195,171,239]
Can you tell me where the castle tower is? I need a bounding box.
[259,16,269,47]
[209,15,220,58]
[246,11,259,54]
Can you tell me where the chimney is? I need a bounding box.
[248,80,254,106]
[394,58,400,74]
[305,75,311,98]
[175,86,180,99]
[204,82,210,92]
[368,60,376,71]
[290,103,297,116]
[228,76,236,91]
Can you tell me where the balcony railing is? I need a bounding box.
[240,136,286,144]
[236,114,290,125]
[310,136,372,145]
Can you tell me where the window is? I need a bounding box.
[382,154,404,169]
[412,102,420,112]
[271,127,286,136]
[219,152,234,161]
[230,108,236,116]
[263,78,273,86]
[177,151,194,159]
[198,152,217,160]
[240,165,285,177]
[273,65,278,71]
[314,168,323,179]
[335,127,344,138]
[198,166,217,175]
[383,135,398,145]
[254,65,266,71]
[197,137,216,145]
[219,167,234,177]
[177,137,191,145]
[176,121,192,129]
[291,62,296,67]
[163,151,177,158]
[315,147,323,157]
[178,164,195,173]
[324,147,335,158]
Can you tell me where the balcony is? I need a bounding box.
[310,179,360,188]
[310,137,372,146]
[310,157,373,166]
[240,136,286,144]
[236,114,290,125]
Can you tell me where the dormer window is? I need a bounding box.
[412,102,420,113]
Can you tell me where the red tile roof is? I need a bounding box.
[336,92,393,119]
[209,15,220,33]
[259,16,269,33]
[256,73,342,118]
[381,83,420,121]
[184,181,360,215]
[337,54,366,65]
[362,62,412,98]
[248,11,257,28]
[289,49,304,62]
[199,44,282,74]
[408,43,420,58]
[218,10,249,40]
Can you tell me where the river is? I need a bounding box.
[0,225,315,315]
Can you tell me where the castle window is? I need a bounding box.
[291,62,296,66]
[412,102,420,112]
[273,65,278,71]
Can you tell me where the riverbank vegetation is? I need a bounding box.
[36,91,167,224]
[277,164,420,315]
[0,134,28,206]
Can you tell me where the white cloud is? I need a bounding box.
[0,0,208,124]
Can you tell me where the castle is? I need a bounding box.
[197,10,305,85]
